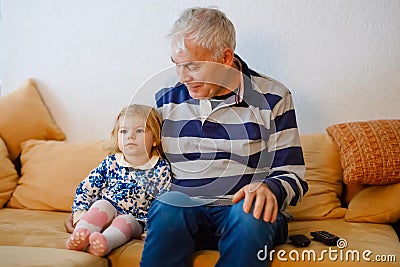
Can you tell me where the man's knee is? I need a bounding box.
[230,200,260,223]
[228,200,275,233]
[148,191,197,230]
[155,191,199,208]
[149,191,193,221]
[148,192,183,219]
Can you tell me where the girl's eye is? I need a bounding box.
[119,129,127,134]
[136,129,145,133]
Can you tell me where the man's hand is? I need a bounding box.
[232,182,278,223]
[64,213,75,233]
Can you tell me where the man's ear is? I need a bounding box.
[222,48,235,66]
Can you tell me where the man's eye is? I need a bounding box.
[187,63,200,71]
[176,62,201,73]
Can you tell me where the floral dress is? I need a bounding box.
[72,153,172,222]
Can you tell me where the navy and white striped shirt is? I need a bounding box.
[155,55,308,210]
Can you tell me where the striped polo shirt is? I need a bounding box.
[155,55,308,210]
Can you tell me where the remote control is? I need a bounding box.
[289,234,311,247]
[310,230,340,246]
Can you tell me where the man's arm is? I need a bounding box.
[233,91,308,222]
[263,92,308,210]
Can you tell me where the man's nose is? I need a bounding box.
[178,66,192,84]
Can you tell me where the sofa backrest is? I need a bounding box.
[286,133,347,220]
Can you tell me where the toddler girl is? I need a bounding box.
[66,104,172,256]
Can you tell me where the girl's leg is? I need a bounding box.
[88,214,142,256]
[66,200,117,251]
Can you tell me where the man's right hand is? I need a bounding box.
[232,182,278,223]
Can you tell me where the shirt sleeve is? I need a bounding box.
[148,159,172,198]
[71,157,109,213]
[263,92,308,210]
[157,160,173,196]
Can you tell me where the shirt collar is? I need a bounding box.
[234,54,255,102]
[115,153,159,170]
[210,57,244,107]
[233,57,244,104]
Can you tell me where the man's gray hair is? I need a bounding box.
[167,7,236,59]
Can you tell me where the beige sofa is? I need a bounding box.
[0,80,399,266]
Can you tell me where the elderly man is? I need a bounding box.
[65,6,307,267]
[140,7,308,267]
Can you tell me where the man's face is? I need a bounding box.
[171,38,233,99]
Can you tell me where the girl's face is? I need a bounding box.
[117,115,155,158]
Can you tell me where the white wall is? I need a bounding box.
[1,0,399,142]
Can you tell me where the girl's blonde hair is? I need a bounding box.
[110,104,164,158]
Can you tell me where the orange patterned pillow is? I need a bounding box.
[326,120,400,185]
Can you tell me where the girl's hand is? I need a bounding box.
[64,213,75,233]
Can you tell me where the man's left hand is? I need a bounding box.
[232,182,278,223]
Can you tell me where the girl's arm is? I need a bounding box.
[71,157,110,216]
[154,160,173,196]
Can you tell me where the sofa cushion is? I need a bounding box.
[284,219,400,267]
[0,79,66,161]
[345,183,400,223]
[0,208,76,247]
[0,208,108,267]
[0,247,108,267]
[286,134,346,220]
[344,183,368,204]
[0,137,19,207]
[112,219,400,267]
[326,120,400,185]
[7,139,110,212]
